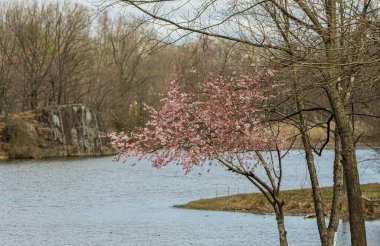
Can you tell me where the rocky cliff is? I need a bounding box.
[0,104,115,159]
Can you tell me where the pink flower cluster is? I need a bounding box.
[107,71,281,173]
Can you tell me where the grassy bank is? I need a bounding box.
[175,183,380,220]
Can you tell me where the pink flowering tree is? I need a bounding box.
[107,70,289,245]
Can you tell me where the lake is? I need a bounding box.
[0,149,379,245]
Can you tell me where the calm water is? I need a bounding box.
[0,149,379,245]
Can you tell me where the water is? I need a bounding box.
[0,149,379,245]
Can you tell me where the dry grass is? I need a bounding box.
[175,183,380,220]
[277,121,379,148]
[1,117,42,159]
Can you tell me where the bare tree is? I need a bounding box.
[47,3,91,106]
[6,2,56,110]
[0,5,18,116]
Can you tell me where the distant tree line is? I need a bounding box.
[0,1,264,131]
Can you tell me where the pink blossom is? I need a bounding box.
[107,70,283,173]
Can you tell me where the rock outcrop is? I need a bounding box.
[0,104,115,159]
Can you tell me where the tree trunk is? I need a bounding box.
[0,86,4,115]
[275,204,288,246]
[293,66,328,245]
[323,0,367,243]
[30,89,38,110]
[326,86,367,245]
[327,131,344,245]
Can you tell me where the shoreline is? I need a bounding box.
[174,183,380,221]
[0,152,117,162]
[1,145,378,161]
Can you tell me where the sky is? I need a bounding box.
[0,0,124,14]
[82,0,210,43]
[0,0,231,44]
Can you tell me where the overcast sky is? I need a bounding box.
[0,0,220,43]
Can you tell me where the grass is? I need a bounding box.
[174,183,380,220]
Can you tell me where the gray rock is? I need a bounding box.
[1,104,116,159]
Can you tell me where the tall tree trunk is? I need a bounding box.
[325,86,367,245]
[324,1,366,243]
[293,66,328,245]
